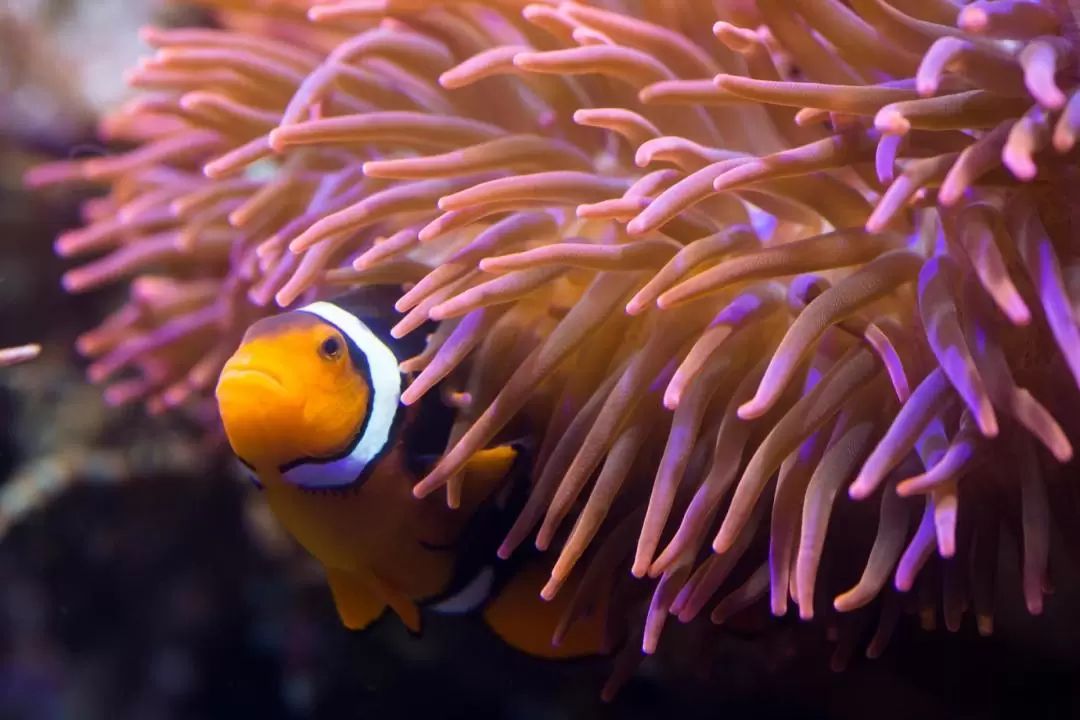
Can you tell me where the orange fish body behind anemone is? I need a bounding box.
[215,285,609,660]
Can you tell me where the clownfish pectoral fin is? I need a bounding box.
[324,566,422,634]
[372,576,423,635]
[324,566,387,630]
[416,441,528,512]
[481,560,610,660]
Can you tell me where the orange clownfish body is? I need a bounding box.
[215,287,609,659]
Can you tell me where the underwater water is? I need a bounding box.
[3,1,1080,718]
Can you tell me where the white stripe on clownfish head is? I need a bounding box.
[280,301,402,490]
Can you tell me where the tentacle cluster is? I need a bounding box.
[29,0,1080,696]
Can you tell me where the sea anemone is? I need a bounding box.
[27,0,1080,696]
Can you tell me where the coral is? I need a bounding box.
[27,0,1080,691]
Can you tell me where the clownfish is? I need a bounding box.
[215,286,609,659]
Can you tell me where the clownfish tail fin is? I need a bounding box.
[481,558,611,660]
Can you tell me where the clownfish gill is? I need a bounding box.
[214,285,611,661]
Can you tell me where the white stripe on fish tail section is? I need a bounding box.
[280,301,403,490]
[430,566,496,615]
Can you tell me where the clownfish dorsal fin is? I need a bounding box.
[462,444,520,491]
[460,440,534,508]
[324,565,422,634]
[411,442,525,511]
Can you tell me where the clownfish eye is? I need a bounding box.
[318,335,343,361]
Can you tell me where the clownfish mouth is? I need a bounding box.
[218,367,286,394]
[216,364,305,468]
[215,365,295,427]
